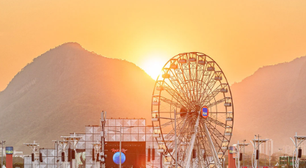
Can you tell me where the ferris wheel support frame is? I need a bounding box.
[204,123,222,168]
[185,115,200,168]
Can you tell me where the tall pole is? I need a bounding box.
[119,126,122,168]
[243,139,246,168]
[174,109,178,168]
[1,141,2,168]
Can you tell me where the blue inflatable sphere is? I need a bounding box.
[113,152,126,164]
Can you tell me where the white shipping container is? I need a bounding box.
[39,164,47,168]
[85,134,93,141]
[93,126,101,133]
[139,127,146,133]
[76,142,85,149]
[24,156,32,164]
[48,149,55,157]
[85,141,93,149]
[47,157,55,164]
[131,134,139,141]
[85,126,93,134]
[86,164,93,168]
[85,156,93,164]
[131,127,138,133]
[139,134,146,141]
[40,149,48,157]
[108,119,116,126]
[131,119,138,126]
[139,119,146,126]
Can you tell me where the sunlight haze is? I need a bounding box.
[1,0,306,91]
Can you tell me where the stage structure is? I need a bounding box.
[24,118,160,168]
[151,52,234,167]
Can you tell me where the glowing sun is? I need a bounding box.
[141,56,167,80]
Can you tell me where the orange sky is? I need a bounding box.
[1,0,306,91]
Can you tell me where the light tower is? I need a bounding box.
[251,135,268,168]
[24,141,39,168]
[235,140,249,168]
[53,140,68,168]
[290,132,306,168]
[61,133,82,168]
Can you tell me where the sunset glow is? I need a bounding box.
[140,54,168,80]
[1,0,306,91]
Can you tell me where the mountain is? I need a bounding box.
[0,43,155,152]
[231,56,306,152]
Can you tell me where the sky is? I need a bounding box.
[1,0,306,91]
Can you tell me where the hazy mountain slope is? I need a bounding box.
[0,43,155,152]
[231,56,306,152]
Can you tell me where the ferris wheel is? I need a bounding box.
[151,52,234,168]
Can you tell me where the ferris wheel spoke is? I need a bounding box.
[207,117,227,128]
[204,121,228,140]
[164,117,195,164]
[166,70,191,103]
[162,83,189,107]
[200,122,225,151]
[163,118,186,141]
[198,75,218,103]
[159,96,183,108]
[206,97,227,108]
[159,117,185,132]
[199,84,222,105]
[178,64,195,100]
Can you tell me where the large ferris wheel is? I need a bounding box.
[151,52,234,167]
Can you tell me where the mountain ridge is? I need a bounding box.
[0,42,155,153]
[231,55,306,152]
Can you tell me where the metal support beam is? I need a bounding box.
[204,123,221,168]
[185,115,200,168]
